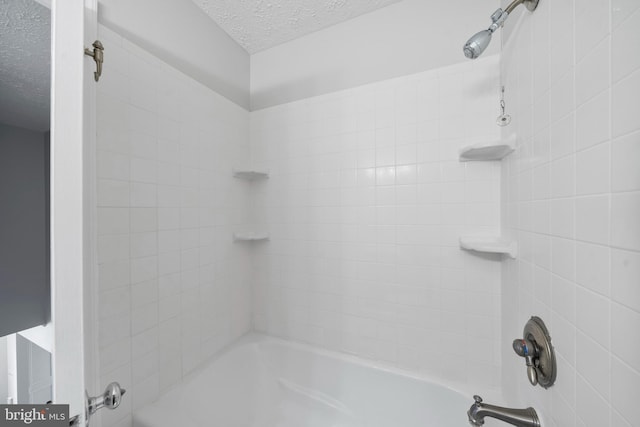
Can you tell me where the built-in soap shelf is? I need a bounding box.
[459,136,516,161]
[459,236,517,258]
[233,168,270,242]
[233,231,270,242]
[233,169,269,180]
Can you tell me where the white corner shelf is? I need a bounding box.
[459,136,516,162]
[459,236,517,259]
[233,231,270,242]
[233,169,269,181]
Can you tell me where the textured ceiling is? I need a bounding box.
[0,0,51,132]
[192,0,404,54]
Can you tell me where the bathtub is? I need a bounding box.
[134,334,470,427]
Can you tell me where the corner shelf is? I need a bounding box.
[233,231,270,242]
[232,168,270,243]
[460,236,517,258]
[233,169,269,181]
[459,136,516,161]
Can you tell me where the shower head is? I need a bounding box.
[464,29,494,60]
[463,0,540,59]
[463,8,507,59]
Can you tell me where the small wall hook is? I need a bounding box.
[84,40,104,82]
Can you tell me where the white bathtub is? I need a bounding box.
[134,334,470,427]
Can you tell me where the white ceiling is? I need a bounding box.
[191,0,404,54]
[0,0,51,132]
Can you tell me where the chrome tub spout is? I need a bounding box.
[467,395,540,427]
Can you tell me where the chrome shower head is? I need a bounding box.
[463,0,539,59]
[463,29,494,59]
[463,8,507,59]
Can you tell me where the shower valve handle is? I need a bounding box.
[513,338,539,386]
[512,317,557,389]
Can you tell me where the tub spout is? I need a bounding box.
[467,395,540,427]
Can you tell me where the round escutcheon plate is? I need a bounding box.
[523,316,556,388]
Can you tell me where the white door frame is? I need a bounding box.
[82,0,100,422]
[50,0,98,423]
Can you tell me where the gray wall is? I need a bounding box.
[0,123,49,337]
[16,335,52,404]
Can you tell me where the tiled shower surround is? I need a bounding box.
[95,26,252,427]
[250,57,503,388]
[500,1,640,426]
[93,3,640,424]
[96,25,506,424]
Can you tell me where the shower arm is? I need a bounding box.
[504,0,524,15]
[505,0,539,15]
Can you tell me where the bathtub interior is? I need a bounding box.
[257,340,469,426]
[134,335,470,427]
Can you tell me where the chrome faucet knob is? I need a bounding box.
[103,382,126,409]
[87,382,126,416]
[473,395,483,405]
[512,338,537,358]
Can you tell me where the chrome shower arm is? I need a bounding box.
[505,0,539,14]
[504,0,525,15]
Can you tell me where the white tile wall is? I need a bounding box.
[93,3,640,425]
[95,26,252,427]
[249,56,504,391]
[501,0,640,425]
